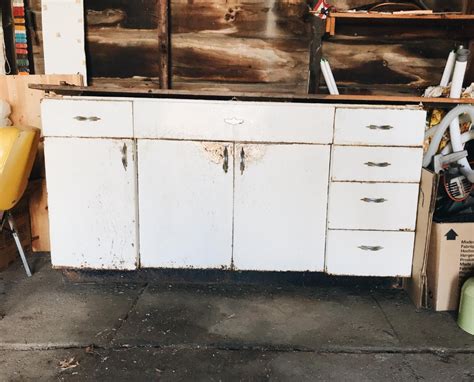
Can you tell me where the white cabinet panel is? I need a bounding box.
[328,182,419,231]
[233,144,330,271]
[334,108,425,146]
[230,102,334,144]
[42,99,133,138]
[326,230,415,276]
[138,140,233,268]
[331,146,423,183]
[42,0,87,78]
[44,138,138,270]
[134,99,334,144]
[134,100,236,141]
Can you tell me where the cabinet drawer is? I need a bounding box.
[325,230,415,276]
[331,146,423,183]
[334,108,425,146]
[42,99,133,138]
[134,99,334,144]
[328,182,419,231]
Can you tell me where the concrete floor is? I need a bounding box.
[0,255,473,381]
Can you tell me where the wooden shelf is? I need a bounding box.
[325,12,474,35]
[29,83,474,106]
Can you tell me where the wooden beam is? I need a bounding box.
[308,18,325,94]
[27,83,474,106]
[157,0,170,89]
[327,12,474,20]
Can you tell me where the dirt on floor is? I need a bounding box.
[0,254,473,381]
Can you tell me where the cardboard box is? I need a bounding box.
[427,222,474,311]
[404,169,438,309]
[405,169,474,311]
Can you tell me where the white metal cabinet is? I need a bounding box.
[134,99,334,144]
[42,99,133,138]
[233,144,330,271]
[44,138,138,270]
[325,230,415,276]
[138,140,234,269]
[331,146,423,183]
[334,108,425,146]
[328,182,419,231]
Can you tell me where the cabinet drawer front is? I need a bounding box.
[42,99,133,138]
[231,102,334,144]
[325,230,415,276]
[334,108,425,146]
[331,146,423,183]
[328,182,419,231]
[134,99,334,144]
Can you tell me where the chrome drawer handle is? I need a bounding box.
[366,124,393,130]
[358,245,383,251]
[224,117,244,126]
[361,197,387,203]
[223,146,229,174]
[74,116,101,122]
[365,162,391,168]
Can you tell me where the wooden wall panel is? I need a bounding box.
[324,37,455,95]
[85,0,312,93]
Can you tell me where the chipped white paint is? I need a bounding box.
[198,141,228,164]
[138,140,234,269]
[45,137,138,270]
[327,182,420,231]
[233,144,330,271]
[326,230,415,277]
[42,0,87,79]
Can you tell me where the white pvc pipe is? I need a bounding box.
[440,50,456,87]
[320,59,336,95]
[450,61,468,99]
[423,105,474,183]
[441,129,474,155]
[324,59,339,95]
[423,105,474,166]
[448,49,473,182]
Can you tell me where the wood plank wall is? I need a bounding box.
[84,0,312,93]
[25,0,470,94]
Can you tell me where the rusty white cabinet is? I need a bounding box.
[326,107,425,277]
[233,144,330,271]
[44,138,138,270]
[138,142,330,271]
[42,97,426,276]
[138,140,234,269]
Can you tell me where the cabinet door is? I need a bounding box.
[138,140,234,268]
[44,138,138,270]
[233,144,330,271]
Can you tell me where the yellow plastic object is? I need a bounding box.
[0,127,41,211]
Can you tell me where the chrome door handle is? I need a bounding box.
[365,162,391,167]
[121,143,128,171]
[358,245,383,251]
[224,117,244,126]
[74,116,101,122]
[361,198,387,203]
[240,147,245,175]
[223,146,229,173]
[366,124,393,130]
